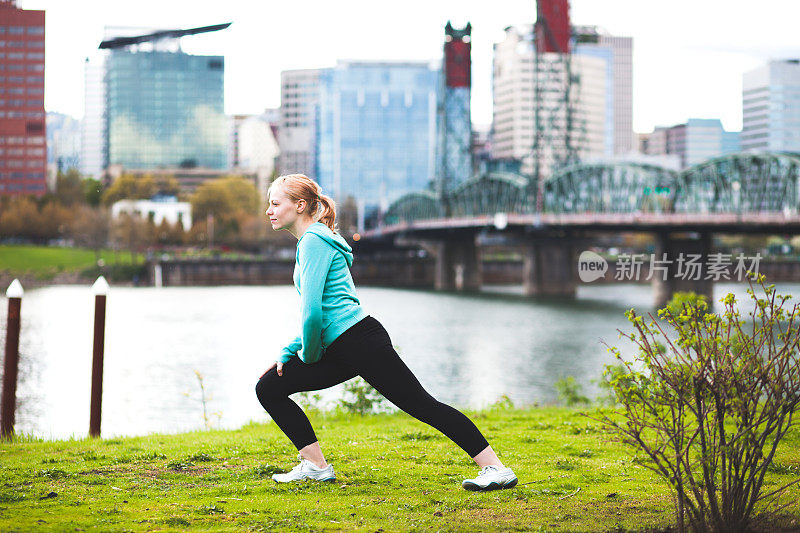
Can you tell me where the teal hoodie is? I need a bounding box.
[278,222,368,364]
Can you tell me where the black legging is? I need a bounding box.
[255,316,490,458]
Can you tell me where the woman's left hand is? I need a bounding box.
[260,361,284,378]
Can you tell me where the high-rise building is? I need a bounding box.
[0,0,46,196]
[105,48,226,170]
[577,27,634,155]
[492,24,612,177]
[742,59,800,152]
[82,25,228,180]
[229,112,278,172]
[278,69,320,179]
[316,61,440,220]
[81,55,105,179]
[643,118,740,168]
[46,111,81,173]
[229,110,280,198]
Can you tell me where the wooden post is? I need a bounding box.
[1,280,23,439]
[89,276,109,438]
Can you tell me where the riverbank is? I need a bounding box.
[2,406,798,532]
[0,245,145,289]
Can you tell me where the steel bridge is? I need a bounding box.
[363,153,800,306]
[381,153,800,224]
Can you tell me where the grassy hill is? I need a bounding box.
[0,245,143,282]
[1,406,798,532]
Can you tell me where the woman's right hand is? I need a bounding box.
[260,361,284,378]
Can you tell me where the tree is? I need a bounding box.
[53,168,86,207]
[154,219,185,246]
[190,181,236,223]
[595,280,800,532]
[34,202,72,241]
[220,176,260,215]
[0,197,39,239]
[101,174,157,205]
[69,206,110,258]
[83,178,103,206]
[191,176,260,221]
[111,213,152,262]
[152,174,181,198]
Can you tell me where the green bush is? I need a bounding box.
[554,376,590,406]
[594,277,800,532]
[338,377,387,415]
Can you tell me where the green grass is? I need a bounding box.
[1,407,798,532]
[0,245,143,279]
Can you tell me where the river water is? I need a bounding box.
[1,282,794,440]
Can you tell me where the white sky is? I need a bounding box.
[16,0,800,133]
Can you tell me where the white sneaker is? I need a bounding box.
[462,465,518,491]
[272,455,336,483]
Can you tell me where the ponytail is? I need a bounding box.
[317,193,337,233]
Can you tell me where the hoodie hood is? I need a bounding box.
[300,222,354,267]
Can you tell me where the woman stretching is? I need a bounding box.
[255,174,517,491]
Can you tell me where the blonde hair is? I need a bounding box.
[269,174,337,233]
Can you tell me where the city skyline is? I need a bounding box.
[16,0,800,133]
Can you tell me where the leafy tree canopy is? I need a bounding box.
[190,176,260,222]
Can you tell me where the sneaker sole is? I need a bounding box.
[272,476,336,483]
[462,478,518,491]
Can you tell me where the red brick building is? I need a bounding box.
[0,0,46,196]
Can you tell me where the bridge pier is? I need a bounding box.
[522,237,577,297]
[434,237,482,291]
[653,232,713,308]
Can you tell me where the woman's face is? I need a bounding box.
[266,186,304,231]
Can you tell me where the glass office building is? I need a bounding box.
[105,50,226,169]
[316,61,440,217]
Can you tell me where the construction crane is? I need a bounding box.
[532,0,583,211]
[99,22,231,50]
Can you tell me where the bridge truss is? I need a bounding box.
[382,153,800,226]
[676,153,800,214]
